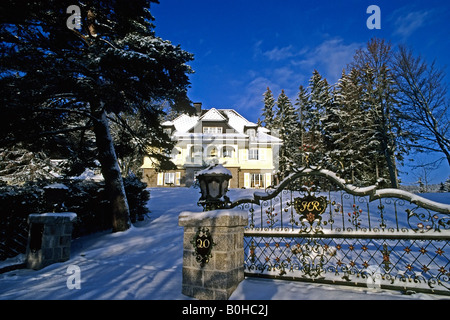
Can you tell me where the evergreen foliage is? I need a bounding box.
[260,38,447,188]
[0,0,194,231]
[276,90,299,176]
[262,87,276,130]
[0,175,150,260]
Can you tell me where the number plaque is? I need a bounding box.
[191,227,216,267]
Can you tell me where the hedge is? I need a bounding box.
[0,175,150,261]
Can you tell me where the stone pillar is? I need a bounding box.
[26,212,77,270]
[179,210,247,300]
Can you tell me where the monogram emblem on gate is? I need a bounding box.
[294,195,328,228]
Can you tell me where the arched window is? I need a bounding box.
[190,146,203,158]
[208,146,218,157]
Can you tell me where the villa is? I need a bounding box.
[141,103,282,188]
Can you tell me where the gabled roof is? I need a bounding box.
[162,114,198,133]
[198,108,227,122]
[162,107,282,144]
[220,109,258,133]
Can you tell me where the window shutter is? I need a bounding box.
[244,173,250,188]
[259,148,266,161]
[157,173,163,186]
[239,149,248,161]
[265,173,272,187]
[175,172,181,186]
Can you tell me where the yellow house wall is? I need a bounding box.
[142,145,275,170]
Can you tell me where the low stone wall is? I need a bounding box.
[179,210,247,300]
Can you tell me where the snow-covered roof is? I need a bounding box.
[164,114,199,133]
[256,131,282,143]
[198,108,227,122]
[164,107,281,144]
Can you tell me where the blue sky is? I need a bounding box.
[151,0,450,185]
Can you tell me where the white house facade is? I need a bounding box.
[141,103,282,189]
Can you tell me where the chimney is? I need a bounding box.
[194,102,202,115]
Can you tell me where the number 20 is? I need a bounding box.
[196,238,210,249]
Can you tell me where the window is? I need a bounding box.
[157,172,180,186]
[249,148,259,160]
[164,172,175,185]
[171,148,181,160]
[208,147,218,157]
[203,127,223,134]
[222,146,234,158]
[190,146,203,158]
[251,173,264,188]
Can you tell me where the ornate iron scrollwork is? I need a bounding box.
[238,166,450,294]
[191,227,216,267]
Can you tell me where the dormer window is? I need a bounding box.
[203,127,222,134]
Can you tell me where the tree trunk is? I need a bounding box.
[92,109,131,232]
[381,138,399,189]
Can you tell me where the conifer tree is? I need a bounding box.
[276,90,299,176]
[305,70,332,164]
[0,0,194,231]
[295,85,309,166]
[331,68,379,184]
[349,38,403,188]
[262,87,276,130]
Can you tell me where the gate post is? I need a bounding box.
[179,210,247,300]
[26,212,77,270]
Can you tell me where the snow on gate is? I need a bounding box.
[231,167,450,296]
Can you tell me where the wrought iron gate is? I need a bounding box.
[232,167,450,296]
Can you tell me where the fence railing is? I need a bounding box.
[232,167,450,295]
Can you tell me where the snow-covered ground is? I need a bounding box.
[0,187,447,300]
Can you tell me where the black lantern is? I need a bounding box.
[197,164,232,211]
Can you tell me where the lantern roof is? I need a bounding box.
[197,164,232,177]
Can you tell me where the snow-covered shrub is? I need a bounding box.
[123,175,150,223]
[63,179,110,238]
[0,176,150,260]
[0,182,46,260]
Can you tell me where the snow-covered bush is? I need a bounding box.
[123,175,150,223]
[0,182,47,260]
[0,176,150,260]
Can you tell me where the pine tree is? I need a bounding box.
[445,177,450,192]
[276,90,299,176]
[0,1,194,231]
[305,70,332,165]
[330,68,379,184]
[295,85,309,166]
[349,38,403,188]
[262,87,276,130]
